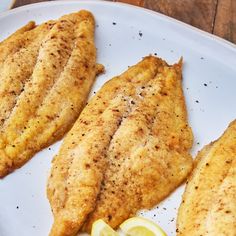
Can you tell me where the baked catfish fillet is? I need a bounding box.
[177,120,236,236]
[0,10,103,177]
[0,21,36,66]
[47,56,193,236]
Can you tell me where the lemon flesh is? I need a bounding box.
[119,217,167,236]
[91,219,119,236]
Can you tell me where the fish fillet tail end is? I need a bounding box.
[49,216,80,236]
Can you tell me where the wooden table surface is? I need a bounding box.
[13,0,236,44]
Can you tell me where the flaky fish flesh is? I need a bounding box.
[47,56,193,236]
[0,10,102,177]
[177,120,236,236]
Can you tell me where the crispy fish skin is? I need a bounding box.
[177,120,236,236]
[0,10,101,177]
[47,56,193,236]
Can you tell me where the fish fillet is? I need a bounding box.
[0,20,55,128]
[47,56,193,236]
[0,21,36,66]
[0,10,102,177]
[177,120,236,236]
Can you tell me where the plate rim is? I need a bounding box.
[0,0,235,52]
[0,0,16,11]
[0,1,235,235]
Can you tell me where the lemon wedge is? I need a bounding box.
[119,217,167,236]
[91,219,119,236]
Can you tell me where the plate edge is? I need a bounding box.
[0,0,235,52]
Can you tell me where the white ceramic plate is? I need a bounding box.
[0,1,236,236]
[0,0,15,13]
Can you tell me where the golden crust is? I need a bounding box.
[0,21,36,65]
[177,120,236,236]
[47,56,193,236]
[0,10,99,177]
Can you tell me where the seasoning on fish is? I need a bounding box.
[47,56,193,236]
[0,10,103,177]
[177,120,236,236]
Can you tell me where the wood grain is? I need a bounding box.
[12,0,236,44]
[13,0,51,7]
[114,0,144,7]
[213,0,236,43]
[143,0,218,33]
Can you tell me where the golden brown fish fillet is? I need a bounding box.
[47,56,193,236]
[177,120,236,236]
[0,10,102,177]
[0,21,36,66]
[0,21,55,128]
